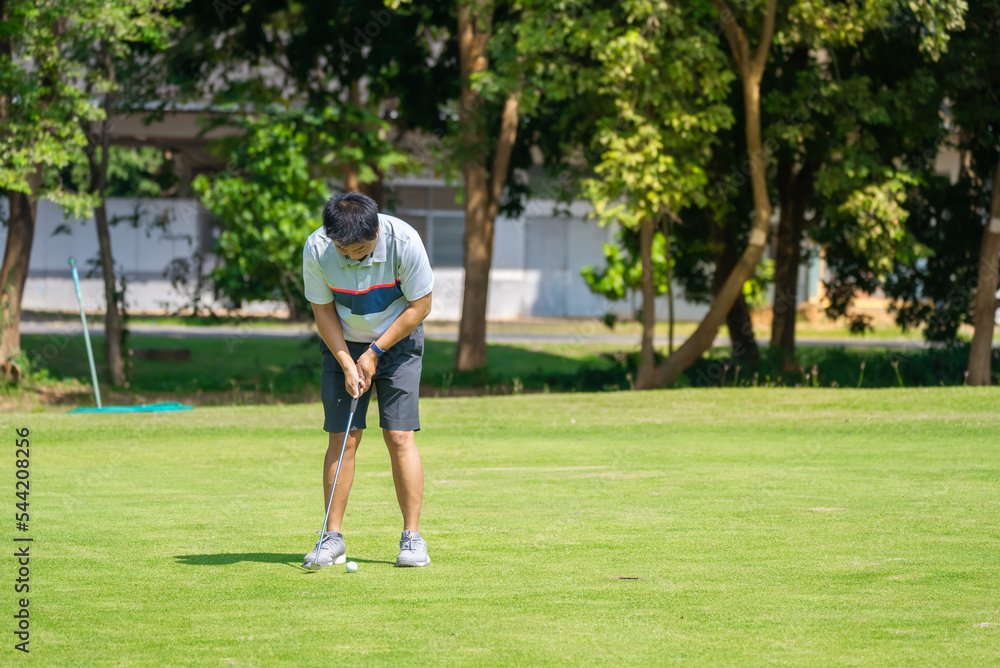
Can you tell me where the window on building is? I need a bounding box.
[390,185,466,267]
[430,213,465,267]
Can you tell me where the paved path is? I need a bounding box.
[21,319,989,349]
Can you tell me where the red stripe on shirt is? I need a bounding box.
[327,280,401,295]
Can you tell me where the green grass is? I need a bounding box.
[3,389,998,665]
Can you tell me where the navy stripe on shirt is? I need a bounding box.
[331,280,405,315]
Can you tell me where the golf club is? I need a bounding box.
[304,383,361,571]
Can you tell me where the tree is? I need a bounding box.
[654,0,965,385]
[805,3,971,356]
[578,2,735,386]
[165,0,455,191]
[675,94,765,365]
[452,0,522,372]
[0,0,99,381]
[969,160,1000,384]
[507,0,734,385]
[947,0,1000,385]
[74,0,180,387]
[860,0,996,383]
[193,105,409,318]
[652,0,778,387]
[763,8,949,360]
[762,46,819,361]
[164,0,456,313]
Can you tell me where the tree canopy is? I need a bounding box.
[3,0,996,386]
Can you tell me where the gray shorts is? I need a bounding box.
[320,325,423,433]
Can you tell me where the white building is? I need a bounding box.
[4,188,716,322]
[1,106,837,323]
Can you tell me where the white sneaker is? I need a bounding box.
[303,531,346,568]
[396,530,430,567]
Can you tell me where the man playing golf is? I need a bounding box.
[302,192,434,568]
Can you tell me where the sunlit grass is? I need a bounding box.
[3,388,997,665]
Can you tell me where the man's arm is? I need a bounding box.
[374,292,432,351]
[311,301,363,398]
[356,292,432,389]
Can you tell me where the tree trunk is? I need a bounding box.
[0,3,68,380]
[770,156,818,359]
[87,41,126,387]
[279,271,300,321]
[454,1,519,372]
[665,216,675,355]
[0,0,21,380]
[655,0,776,387]
[359,173,385,209]
[456,162,492,371]
[343,167,359,193]
[93,203,126,386]
[966,156,1000,386]
[709,212,759,362]
[342,82,387,207]
[0,172,40,380]
[635,216,657,389]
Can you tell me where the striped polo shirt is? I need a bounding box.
[302,214,434,343]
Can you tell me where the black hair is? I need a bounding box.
[322,192,380,245]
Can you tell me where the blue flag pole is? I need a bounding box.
[69,257,103,409]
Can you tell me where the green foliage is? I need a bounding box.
[1,0,184,212]
[742,258,775,310]
[878,0,1000,341]
[573,2,735,229]
[885,173,989,342]
[685,343,998,388]
[61,146,177,198]
[815,0,989,342]
[165,1,455,134]
[193,105,411,318]
[581,228,673,302]
[0,0,98,217]
[508,1,735,312]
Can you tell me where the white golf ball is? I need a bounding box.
[345,561,358,572]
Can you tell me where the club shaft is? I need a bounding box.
[309,387,362,565]
[318,409,354,537]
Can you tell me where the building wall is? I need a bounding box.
[3,192,711,321]
[2,197,213,315]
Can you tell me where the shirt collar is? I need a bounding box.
[332,218,386,268]
[370,217,387,263]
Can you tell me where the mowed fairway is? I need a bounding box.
[3,388,999,666]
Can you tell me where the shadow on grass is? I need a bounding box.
[174,553,302,566]
[174,553,397,567]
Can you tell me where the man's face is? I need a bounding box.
[333,233,378,261]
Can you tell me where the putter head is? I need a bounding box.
[303,561,321,572]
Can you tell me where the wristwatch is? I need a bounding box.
[368,341,386,358]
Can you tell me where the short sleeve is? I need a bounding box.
[303,243,333,305]
[397,236,434,302]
